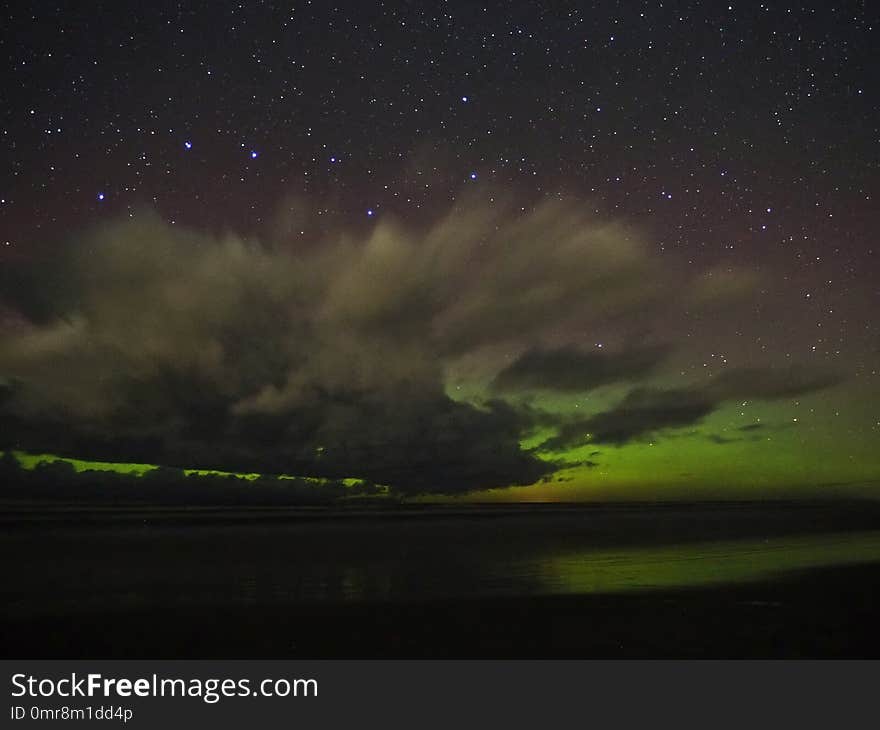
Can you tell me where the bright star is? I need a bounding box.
[461,96,468,102]
[250,150,258,159]
[469,172,477,180]
[184,141,192,150]
[97,193,105,201]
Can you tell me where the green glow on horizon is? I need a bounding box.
[9,451,158,476]
[443,377,880,502]
[183,468,262,481]
[3,451,386,493]
[4,370,878,503]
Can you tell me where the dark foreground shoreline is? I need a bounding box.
[5,563,880,659]
[4,500,880,659]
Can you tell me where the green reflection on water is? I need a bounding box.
[531,532,880,594]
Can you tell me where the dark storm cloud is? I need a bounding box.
[1,192,828,491]
[540,366,842,449]
[0,198,680,493]
[542,387,715,449]
[492,343,670,392]
[703,366,843,401]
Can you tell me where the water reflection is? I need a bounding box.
[6,523,880,617]
[529,532,880,595]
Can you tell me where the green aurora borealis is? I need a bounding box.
[1,198,878,502]
[470,374,880,501]
[5,371,878,502]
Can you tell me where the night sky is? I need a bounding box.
[0,1,877,500]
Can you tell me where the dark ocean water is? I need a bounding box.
[5,502,880,618]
